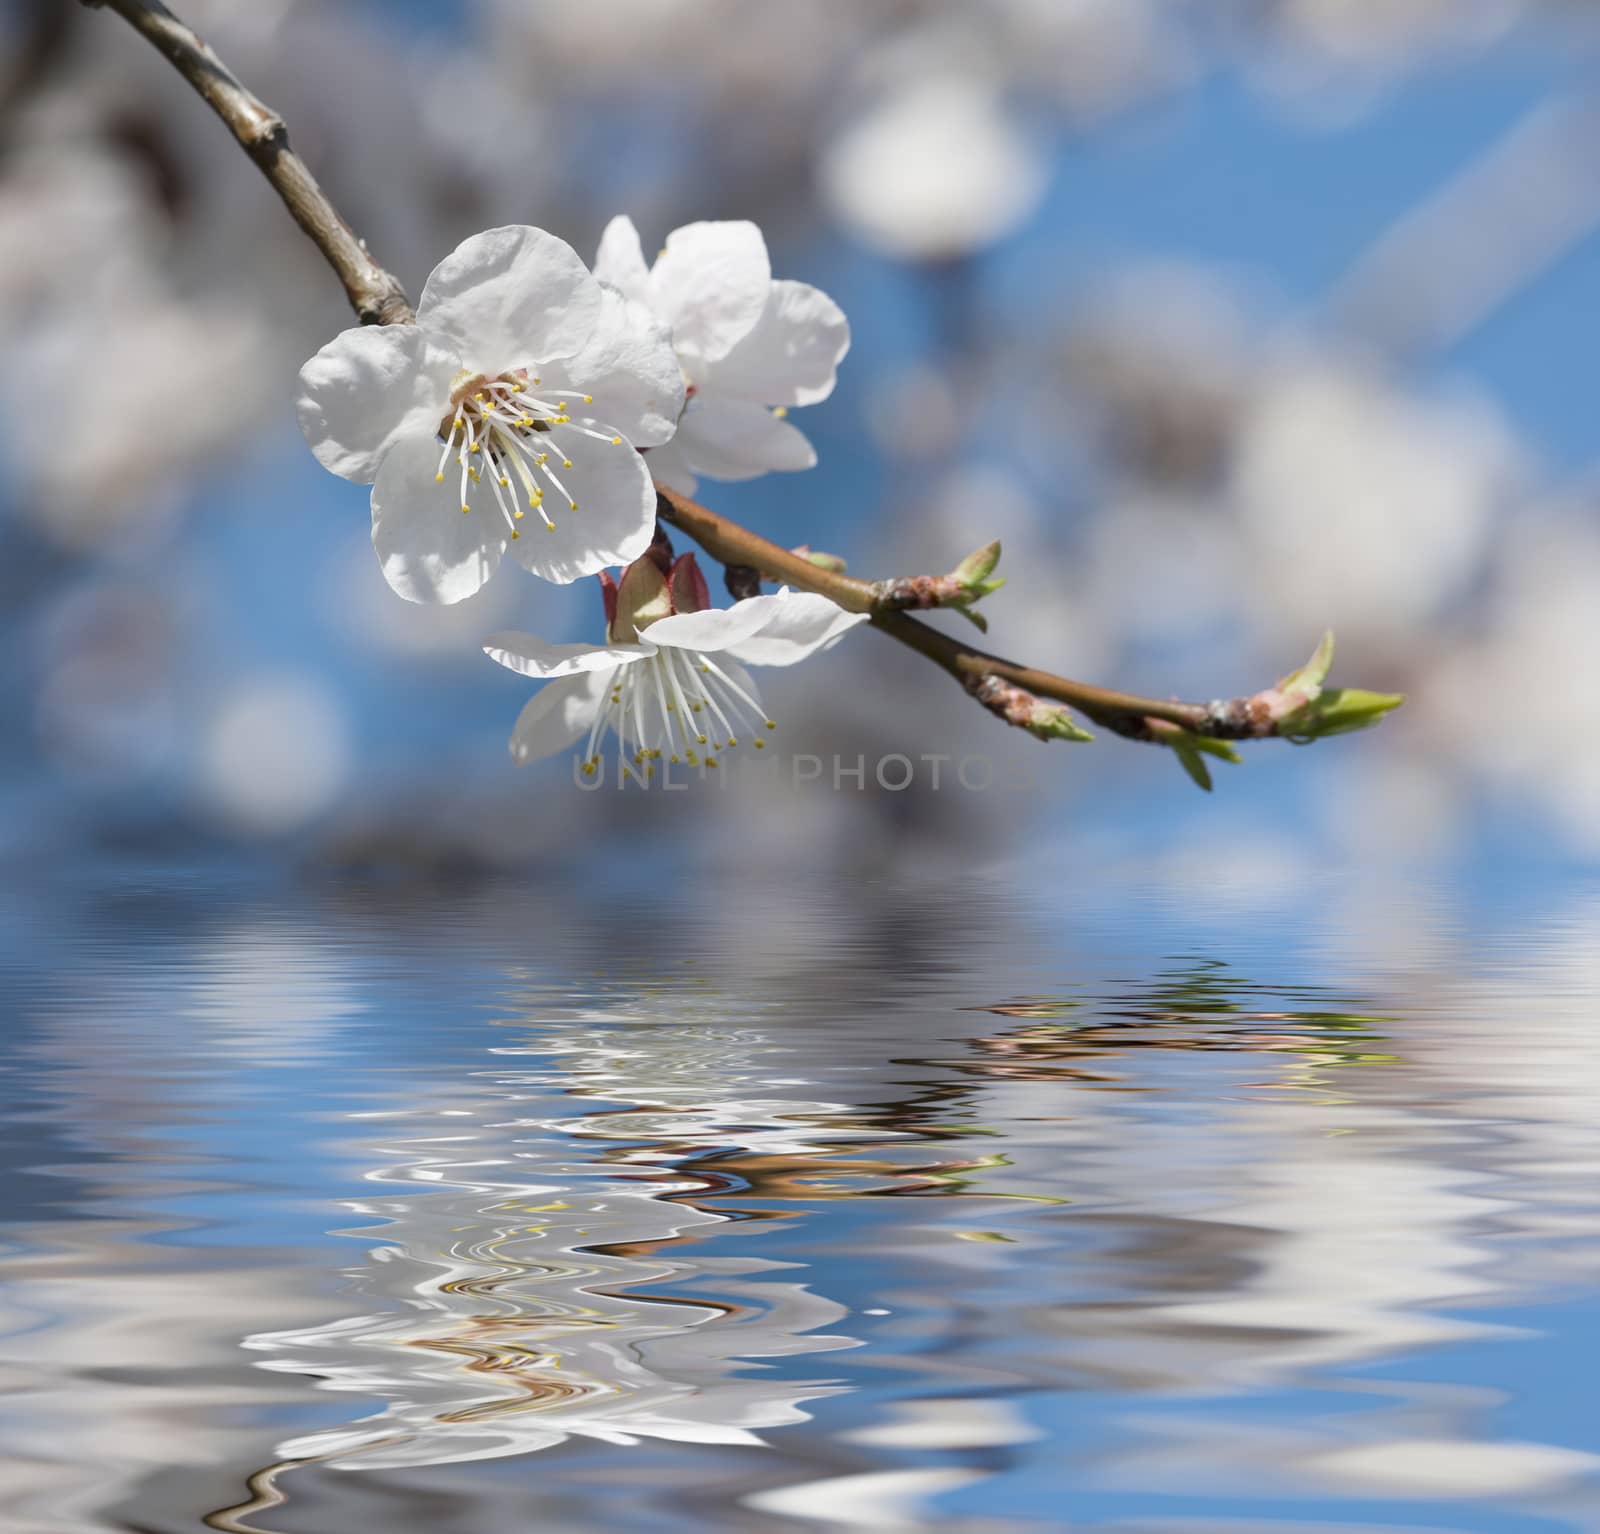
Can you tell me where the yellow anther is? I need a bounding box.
[754,739,766,749]
[670,754,681,764]
[544,521,555,532]
[727,737,737,748]
[569,499,578,510]
[514,509,525,520]
[765,720,777,730]
[532,377,542,385]
[696,733,708,744]
[705,757,719,769]
[461,504,471,514]
[611,436,622,446]
[511,529,520,540]
[435,472,445,483]
[583,394,593,404]
[511,381,524,392]
[499,477,510,487]
[581,761,596,776]
[773,406,789,419]
[563,459,574,469]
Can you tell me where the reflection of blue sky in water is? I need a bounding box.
[4,878,1600,1530]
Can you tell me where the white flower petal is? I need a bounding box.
[371,433,505,604]
[509,671,608,765]
[696,281,851,408]
[540,286,685,448]
[723,590,870,667]
[593,214,652,305]
[508,428,656,585]
[484,631,652,679]
[644,436,698,496]
[296,325,459,484]
[649,221,771,368]
[417,225,602,375]
[673,396,817,481]
[640,596,779,654]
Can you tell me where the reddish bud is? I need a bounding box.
[670,552,712,615]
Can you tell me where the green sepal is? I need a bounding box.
[1028,705,1094,743]
[953,539,1002,587]
[1277,630,1336,701]
[953,605,990,635]
[798,548,849,574]
[1282,688,1407,742]
[1166,730,1242,792]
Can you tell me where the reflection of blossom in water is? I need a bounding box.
[247,992,859,1470]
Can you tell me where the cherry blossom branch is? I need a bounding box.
[79,0,413,326]
[654,485,1385,764]
[87,0,1402,782]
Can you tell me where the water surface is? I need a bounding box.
[3,871,1599,1532]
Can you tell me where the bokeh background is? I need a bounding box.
[4,0,1599,884]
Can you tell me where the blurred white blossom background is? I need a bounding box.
[4,0,1600,878]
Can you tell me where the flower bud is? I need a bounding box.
[953,539,1006,602]
[669,551,711,614]
[1027,703,1094,743]
[1281,687,1407,742]
[1276,629,1336,703]
[608,553,672,640]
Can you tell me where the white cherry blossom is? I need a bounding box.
[819,75,1047,262]
[484,552,866,779]
[297,225,684,604]
[594,216,850,496]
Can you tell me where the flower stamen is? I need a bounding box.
[431,370,604,523]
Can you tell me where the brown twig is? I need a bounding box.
[86,0,1392,762]
[80,0,413,325]
[655,485,1288,741]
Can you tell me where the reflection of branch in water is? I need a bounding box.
[206,1457,313,1534]
[950,961,1396,1082]
[217,958,1411,1521]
